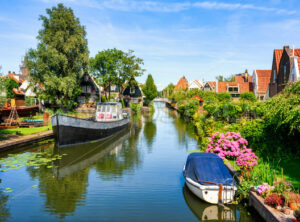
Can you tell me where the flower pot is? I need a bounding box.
[289,202,298,211]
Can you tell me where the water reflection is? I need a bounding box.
[169,111,198,149]
[143,115,157,152]
[95,116,143,180]
[53,129,130,179]
[0,189,10,222]
[183,185,237,221]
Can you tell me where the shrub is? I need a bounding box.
[236,151,258,169]
[240,92,257,102]
[203,103,217,117]
[170,90,186,103]
[130,103,141,114]
[217,92,231,102]
[265,193,285,207]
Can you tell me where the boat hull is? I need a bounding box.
[185,177,236,204]
[52,115,129,147]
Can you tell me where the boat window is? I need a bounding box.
[106,106,111,113]
[111,105,117,113]
[101,106,106,112]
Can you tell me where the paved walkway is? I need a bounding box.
[0,130,54,152]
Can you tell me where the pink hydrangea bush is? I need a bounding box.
[206,132,249,159]
[236,151,258,168]
[206,132,258,169]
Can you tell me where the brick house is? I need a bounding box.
[268,46,300,97]
[174,76,188,91]
[252,70,271,100]
[216,70,253,98]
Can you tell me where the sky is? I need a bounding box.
[0,0,300,90]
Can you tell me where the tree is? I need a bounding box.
[162,83,174,98]
[142,74,157,105]
[90,49,145,101]
[215,75,235,82]
[0,65,5,96]
[25,3,89,109]
[90,48,124,101]
[4,78,19,99]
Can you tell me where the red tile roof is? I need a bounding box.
[235,75,252,83]
[192,95,204,101]
[13,88,24,95]
[174,76,188,90]
[255,70,271,93]
[4,73,23,84]
[207,81,216,88]
[274,49,283,73]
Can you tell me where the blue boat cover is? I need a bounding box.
[185,153,235,186]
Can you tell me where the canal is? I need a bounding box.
[0,102,262,221]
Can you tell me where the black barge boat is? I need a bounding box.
[52,102,129,147]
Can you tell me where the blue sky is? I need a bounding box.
[0,0,300,90]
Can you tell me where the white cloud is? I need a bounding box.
[37,0,296,14]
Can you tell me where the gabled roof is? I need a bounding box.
[3,73,24,84]
[174,76,188,90]
[255,70,271,93]
[13,88,24,95]
[189,80,203,88]
[207,81,216,88]
[273,49,283,73]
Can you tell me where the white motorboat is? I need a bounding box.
[183,153,237,204]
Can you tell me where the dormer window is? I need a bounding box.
[130,87,135,94]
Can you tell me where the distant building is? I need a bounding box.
[216,70,253,98]
[2,71,26,106]
[123,85,143,107]
[269,46,300,97]
[188,80,203,90]
[252,70,271,100]
[203,81,216,91]
[174,76,188,91]
[78,73,101,106]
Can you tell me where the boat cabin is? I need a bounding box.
[96,102,123,122]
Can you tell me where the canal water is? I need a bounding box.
[0,102,263,221]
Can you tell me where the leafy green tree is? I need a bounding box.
[163,83,175,98]
[4,78,19,99]
[142,74,157,105]
[0,66,5,97]
[240,92,257,102]
[120,50,145,95]
[90,49,144,101]
[90,48,123,101]
[215,75,235,82]
[25,3,89,109]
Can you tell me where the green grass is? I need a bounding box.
[0,125,52,136]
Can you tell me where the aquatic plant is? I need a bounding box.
[0,152,65,172]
